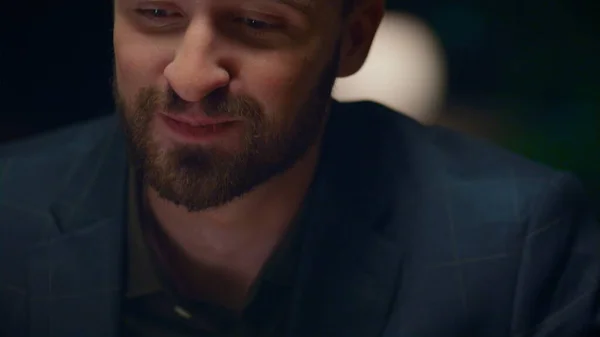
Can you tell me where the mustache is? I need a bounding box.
[145,86,261,120]
[112,78,262,121]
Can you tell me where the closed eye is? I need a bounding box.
[235,17,280,30]
[134,8,183,20]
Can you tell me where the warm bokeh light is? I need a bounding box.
[333,12,447,124]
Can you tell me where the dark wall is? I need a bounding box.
[390,0,599,206]
[1,0,114,140]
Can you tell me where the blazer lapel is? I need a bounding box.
[286,102,406,337]
[28,117,129,337]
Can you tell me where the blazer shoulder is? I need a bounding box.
[0,115,119,210]
[344,101,577,232]
[0,115,117,160]
[340,100,559,181]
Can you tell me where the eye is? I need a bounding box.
[236,17,278,30]
[135,8,182,20]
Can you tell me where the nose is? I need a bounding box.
[163,21,230,102]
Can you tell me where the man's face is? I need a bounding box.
[113,0,352,211]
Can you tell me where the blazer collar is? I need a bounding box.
[286,101,406,337]
[29,115,129,337]
[49,115,129,234]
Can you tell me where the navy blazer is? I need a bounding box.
[1,101,599,337]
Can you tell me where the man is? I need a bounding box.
[1,0,599,336]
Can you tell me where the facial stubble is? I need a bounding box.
[114,46,340,212]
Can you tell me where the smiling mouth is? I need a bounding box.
[169,118,235,131]
[159,113,241,141]
[160,112,239,126]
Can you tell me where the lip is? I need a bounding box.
[157,112,242,143]
[158,112,239,126]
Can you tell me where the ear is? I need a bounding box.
[337,0,385,78]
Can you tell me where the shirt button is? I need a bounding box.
[174,305,192,319]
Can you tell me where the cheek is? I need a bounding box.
[244,54,318,108]
[242,58,320,134]
[113,30,173,99]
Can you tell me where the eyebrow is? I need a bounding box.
[274,0,315,13]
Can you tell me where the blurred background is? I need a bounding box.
[1,0,598,210]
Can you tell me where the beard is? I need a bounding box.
[114,45,340,212]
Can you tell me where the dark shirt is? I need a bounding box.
[121,169,306,337]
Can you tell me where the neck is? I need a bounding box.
[144,141,321,309]
[146,140,321,254]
